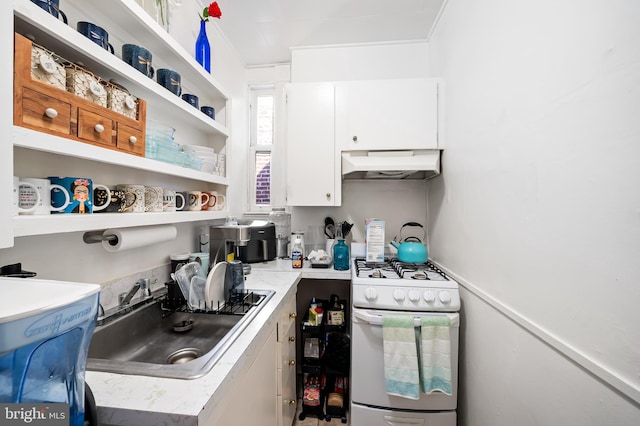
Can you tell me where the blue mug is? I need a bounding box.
[122,44,154,78]
[77,21,114,54]
[182,93,199,109]
[48,177,94,214]
[31,0,67,24]
[201,106,215,120]
[157,69,182,96]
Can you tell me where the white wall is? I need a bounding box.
[289,41,433,244]
[427,0,640,424]
[0,3,248,285]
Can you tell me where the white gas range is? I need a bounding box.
[349,244,460,426]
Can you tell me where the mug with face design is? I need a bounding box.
[48,177,103,214]
[19,177,69,215]
[116,184,145,213]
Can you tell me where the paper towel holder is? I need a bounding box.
[83,230,118,245]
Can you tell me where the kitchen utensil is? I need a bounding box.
[324,216,335,238]
[390,222,428,263]
[171,261,201,302]
[341,222,354,238]
[205,261,226,311]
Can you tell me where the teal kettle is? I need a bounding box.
[390,222,428,263]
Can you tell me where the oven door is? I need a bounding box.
[351,307,459,411]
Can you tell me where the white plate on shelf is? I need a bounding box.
[205,261,226,311]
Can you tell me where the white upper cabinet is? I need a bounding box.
[285,82,341,206]
[336,78,440,151]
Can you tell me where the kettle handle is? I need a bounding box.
[399,222,426,242]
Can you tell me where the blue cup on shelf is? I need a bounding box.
[77,21,114,54]
[157,69,181,96]
[201,106,215,120]
[31,0,68,24]
[182,93,199,109]
[122,44,154,78]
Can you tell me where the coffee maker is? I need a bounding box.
[209,224,250,264]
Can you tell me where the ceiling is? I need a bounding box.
[207,0,446,67]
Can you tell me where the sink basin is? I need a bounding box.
[87,289,274,379]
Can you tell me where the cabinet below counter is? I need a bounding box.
[87,269,302,426]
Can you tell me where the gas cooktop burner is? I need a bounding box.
[353,258,450,281]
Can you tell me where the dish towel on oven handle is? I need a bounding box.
[420,316,453,395]
[382,315,420,400]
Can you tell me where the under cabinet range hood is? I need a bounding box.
[341,150,441,180]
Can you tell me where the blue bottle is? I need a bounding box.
[333,239,350,271]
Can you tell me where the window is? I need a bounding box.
[249,86,275,211]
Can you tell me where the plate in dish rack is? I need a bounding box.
[205,262,226,311]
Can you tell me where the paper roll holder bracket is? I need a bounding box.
[83,230,118,246]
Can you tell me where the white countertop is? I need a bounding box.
[87,260,350,425]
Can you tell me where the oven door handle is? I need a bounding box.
[353,310,459,327]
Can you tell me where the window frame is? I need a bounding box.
[248,84,276,213]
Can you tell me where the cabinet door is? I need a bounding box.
[285,82,340,206]
[337,78,439,151]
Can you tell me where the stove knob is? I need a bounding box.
[439,291,452,304]
[365,287,378,301]
[408,289,420,302]
[393,289,405,302]
[423,290,436,303]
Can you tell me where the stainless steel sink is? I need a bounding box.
[87,289,274,379]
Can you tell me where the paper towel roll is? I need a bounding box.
[101,225,177,252]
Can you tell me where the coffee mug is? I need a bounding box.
[116,184,145,213]
[144,186,164,212]
[76,21,114,54]
[48,177,109,214]
[121,44,154,78]
[31,0,68,24]
[200,106,215,120]
[19,178,69,215]
[92,187,112,212]
[210,191,226,211]
[182,94,199,109]
[13,177,40,215]
[186,191,209,211]
[163,189,186,212]
[95,189,137,213]
[156,69,181,96]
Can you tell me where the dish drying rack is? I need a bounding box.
[161,285,266,316]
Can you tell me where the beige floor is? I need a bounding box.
[294,399,349,426]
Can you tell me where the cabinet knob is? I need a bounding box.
[94,124,105,133]
[44,108,58,119]
[288,360,295,366]
[326,193,331,200]
[288,336,295,342]
[289,312,297,319]
[352,135,358,142]
[129,136,137,144]
[287,400,296,406]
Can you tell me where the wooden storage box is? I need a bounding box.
[13,33,146,157]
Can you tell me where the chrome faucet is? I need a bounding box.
[139,278,152,299]
[119,282,141,307]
